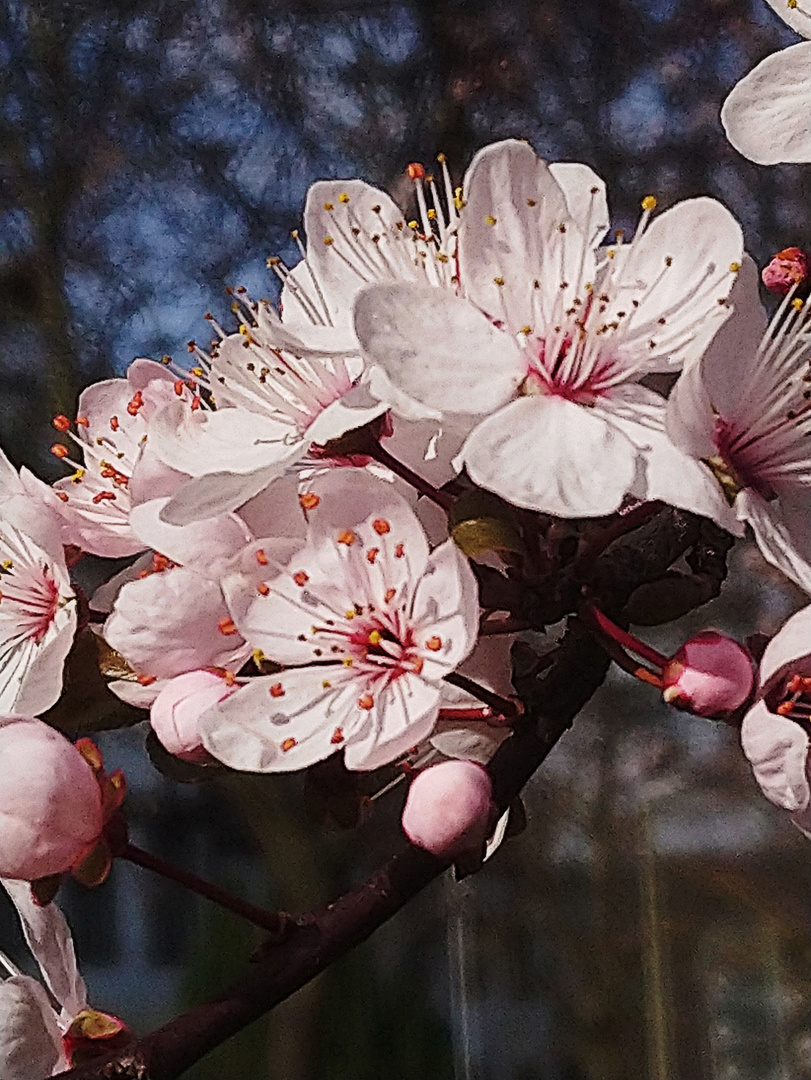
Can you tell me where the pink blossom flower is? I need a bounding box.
[401,760,496,857]
[354,139,742,523]
[200,470,479,772]
[661,631,754,717]
[0,719,103,881]
[150,670,237,761]
[721,1,811,165]
[667,258,811,592]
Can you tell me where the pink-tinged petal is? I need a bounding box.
[410,540,479,678]
[0,718,103,880]
[129,498,250,574]
[596,385,742,534]
[150,670,237,762]
[741,698,810,812]
[107,678,165,709]
[459,139,588,332]
[0,975,64,1080]
[440,633,517,709]
[258,275,358,355]
[221,537,304,635]
[2,879,87,1020]
[737,488,811,594]
[148,401,301,478]
[103,568,249,681]
[722,43,811,165]
[89,554,153,614]
[159,467,293,528]
[382,413,469,491]
[662,631,754,717]
[303,383,389,447]
[764,0,811,36]
[0,452,67,557]
[354,284,525,416]
[234,475,308,540]
[609,198,743,371]
[759,604,811,688]
[401,760,496,857]
[460,395,637,516]
[365,366,445,424]
[665,360,718,460]
[200,669,359,772]
[127,440,188,508]
[342,673,441,771]
[548,162,610,247]
[430,717,509,764]
[301,179,415,328]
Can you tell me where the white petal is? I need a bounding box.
[303,383,389,446]
[2,879,87,1020]
[459,139,589,332]
[548,162,610,247]
[665,360,718,460]
[460,395,637,516]
[160,466,292,527]
[741,698,811,812]
[737,488,811,593]
[759,603,811,688]
[0,975,64,1080]
[129,498,250,574]
[354,284,525,415]
[364,366,445,424]
[342,673,441,771]
[764,0,811,37]
[411,540,480,678]
[722,43,811,165]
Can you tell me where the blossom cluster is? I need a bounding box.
[3,12,811,1065]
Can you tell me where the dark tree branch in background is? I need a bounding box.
[54,508,728,1080]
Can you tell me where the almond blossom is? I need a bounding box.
[740,604,811,834]
[667,258,811,592]
[200,470,479,772]
[354,139,743,522]
[721,0,811,165]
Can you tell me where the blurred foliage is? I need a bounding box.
[4,0,811,1077]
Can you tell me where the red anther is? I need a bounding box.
[255,549,269,566]
[174,379,185,396]
[137,674,156,686]
[52,414,71,432]
[126,391,144,417]
[92,491,116,504]
[100,466,116,479]
[384,587,396,603]
[425,636,442,652]
[366,547,379,564]
[293,571,309,587]
[56,491,69,502]
[394,543,405,558]
[50,444,69,458]
[269,683,285,698]
[777,701,795,716]
[109,416,119,432]
[330,727,344,744]
[190,395,201,411]
[75,416,89,427]
[788,673,805,694]
[218,617,238,636]
[407,163,426,181]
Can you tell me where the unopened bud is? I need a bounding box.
[401,760,496,858]
[662,631,753,718]
[762,247,809,297]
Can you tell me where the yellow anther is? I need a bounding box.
[788,0,798,8]
[485,214,497,226]
[436,253,449,263]
[664,256,673,267]
[71,468,85,482]
[343,657,354,667]
[323,236,334,246]
[607,248,616,260]
[323,202,334,211]
[338,193,350,203]
[266,256,280,266]
[1,560,12,571]
[368,630,382,646]
[641,195,658,211]
[322,679,332,689]
[427,208,437,220]
[252,648,265,665]
[291,229,299,239]
[520,325,532,335]
[437,152,446,163]
[729,261,741,273]
[793,298,805,311]
[407,220,419,230]
[493,276,505,286]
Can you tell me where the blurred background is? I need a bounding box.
[3,0,811,1076]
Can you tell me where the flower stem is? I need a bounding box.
[582,602,669,671]
[443,672,523,720]
[478,615,532,636]
[366,440,454,512]
[121,843,287,936]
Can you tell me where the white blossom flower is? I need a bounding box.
[667,258,811,592]
[200,470,479,772]
[354,139,743,523]
[740,604,811,834]
[721,0,811,165]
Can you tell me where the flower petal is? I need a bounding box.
[410,540,480,678]
[160,466,293,527]
[459,395,637,516]
[764,0,811,37]
[342,673,441,771]
[0,975,64,1080]
[722,43,811,165]
[354,284,525,415]
[737,488,811,593]
[304,383,389,447]
[741,698,810,812]
[548,162,610,247]
[759,603,811,689]
[129,498,250,575]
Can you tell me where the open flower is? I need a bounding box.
[740,605,811,833]
[200,470,479,772]
[667,258,811,592]
[721,0,811,165]
[354,139,743,522]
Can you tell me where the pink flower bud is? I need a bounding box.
[150,670,236,762]
[662,631,754,717]
[401,760,496,858]
[0,718,103,880]
[761,247,809,296]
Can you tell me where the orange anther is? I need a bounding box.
[109,416,119,431]
[384,587,396,603]
[56,491,69,502]
[407,163,425,180]
[330,727,345,744]
[425,636,442,651]
[92,491,116,504]
[269,683,285,698]
[394,543,405,558]
[255,549,268,565]
[337,530,356,546]
[366,547,379,564]
[776,701,794,716]
[788,674,804,694]
[372,518,391,535]
[218,617,238,636]
[358,693,374,710]
[299,493,320,510]
[152,553,170,572]
[137,674,156,686]
[281,737,297,752]
[293,571,309,587]
[75,415,89,427]
[191,395,201,411]
[412,656,424,675]
[126,391,143,416]
[50,444,69,458]
[52,414,71,432]
[257,582,270,596]
[174,379,185,396]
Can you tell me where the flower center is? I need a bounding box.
[771,672,811,728]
